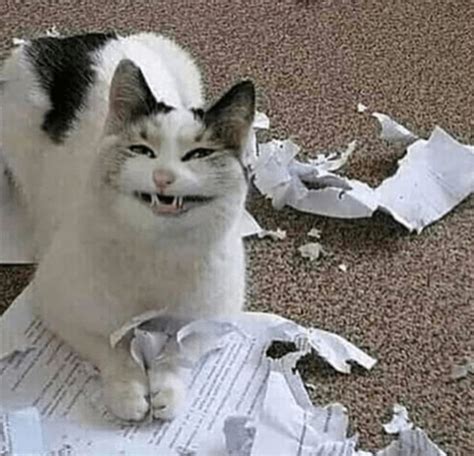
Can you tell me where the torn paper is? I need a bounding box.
[371,112,418,144]
[298,242,326,261]
[338,263,348,272]
[377,428,446,456]
[0,289,376,455]
[0,407,45,455]
[251,127,474,233]
[307,227,322,238]
[264,319,376,373]
[307,140,357,172]
[375,127,474,231]
[250,356,357,456]
[357,103,418,145]
[377,405,446,456]
[382,404,413,434]
[257,227,287,240]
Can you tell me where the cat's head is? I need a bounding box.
[95,59,254,239]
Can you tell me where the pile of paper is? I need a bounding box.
[245,108,474,234]
[0,288,448,455]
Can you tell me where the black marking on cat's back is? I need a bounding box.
[25,32,118,143]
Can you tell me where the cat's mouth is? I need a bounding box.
[134,192,214,215]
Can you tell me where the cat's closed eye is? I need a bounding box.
[129,145,156,158]
[182,148,216,162]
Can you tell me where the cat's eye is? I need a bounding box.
[129,145,156,159]
[182,148,216,162]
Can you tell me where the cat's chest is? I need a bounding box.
[126,248,233,312]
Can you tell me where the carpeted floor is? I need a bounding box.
[1,1,473,454]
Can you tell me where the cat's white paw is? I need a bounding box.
[103,379,150,422]
[150,370,186,421]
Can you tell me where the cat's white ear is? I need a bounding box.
[204,81,255,150]
[107,59,171,129]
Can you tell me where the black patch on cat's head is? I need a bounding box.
[25,32,118,143]
[108,59,174,128]
[204,81,255,150]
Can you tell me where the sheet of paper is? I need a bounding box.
[0,290,376,455]
[0,407,46,455]
[375,127,474,232]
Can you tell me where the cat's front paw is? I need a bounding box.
[150,370,186,421]
[103,379,150,422]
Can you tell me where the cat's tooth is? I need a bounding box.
[178,197,183,208]
[151,194,159,207]
[172,196,178,207]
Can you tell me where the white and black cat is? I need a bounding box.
[1,32,255,421]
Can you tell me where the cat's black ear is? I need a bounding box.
[204,81,255,149]
[107,59,172,128]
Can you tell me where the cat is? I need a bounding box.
[1,32,255,421]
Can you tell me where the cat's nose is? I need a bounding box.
[153,169,175,192]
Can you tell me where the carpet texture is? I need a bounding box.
[1,1,473,454]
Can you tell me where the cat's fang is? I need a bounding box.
[150,194,159,207]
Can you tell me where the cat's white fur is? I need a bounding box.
[1,33,250,421]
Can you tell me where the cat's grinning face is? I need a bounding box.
[95,59,254,237]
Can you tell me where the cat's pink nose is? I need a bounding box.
[153,169,175,191]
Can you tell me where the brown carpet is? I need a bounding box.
[1,1,473,454]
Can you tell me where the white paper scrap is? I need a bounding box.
[308,140,357,173]
[109,309,166,348]
[375,127,474,232]
[239,210,264,238]
[0,407,46,456]
[371,112,418,144]
[298,242,325,261]
[252,138,379,218]
[307,227,322,238]
[265,319,377,373]
[358,103,418,144]
[382,404,413,434]
[257,228,287,240]
[377,428,446,456]
[338,263,348,272]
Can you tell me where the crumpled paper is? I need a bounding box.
[245,114,474,233]
[357,103,418,145]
